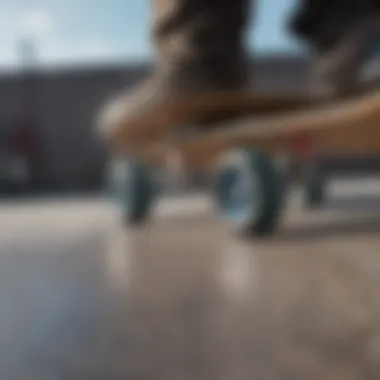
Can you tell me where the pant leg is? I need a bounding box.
[309,13,380,99]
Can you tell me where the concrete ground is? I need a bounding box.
[0,177,380,379]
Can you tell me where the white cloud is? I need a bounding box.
[19,9,53,40]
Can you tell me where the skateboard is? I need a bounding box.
[108,88,380,238]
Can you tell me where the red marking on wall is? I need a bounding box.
[289,133,319,159]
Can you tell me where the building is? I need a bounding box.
[0,54,311,192]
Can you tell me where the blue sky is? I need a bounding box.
[0,0,303,70]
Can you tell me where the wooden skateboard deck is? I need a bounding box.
[137,89,380,168]
[107,91,312,150]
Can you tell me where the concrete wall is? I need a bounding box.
[0,55,310,191]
